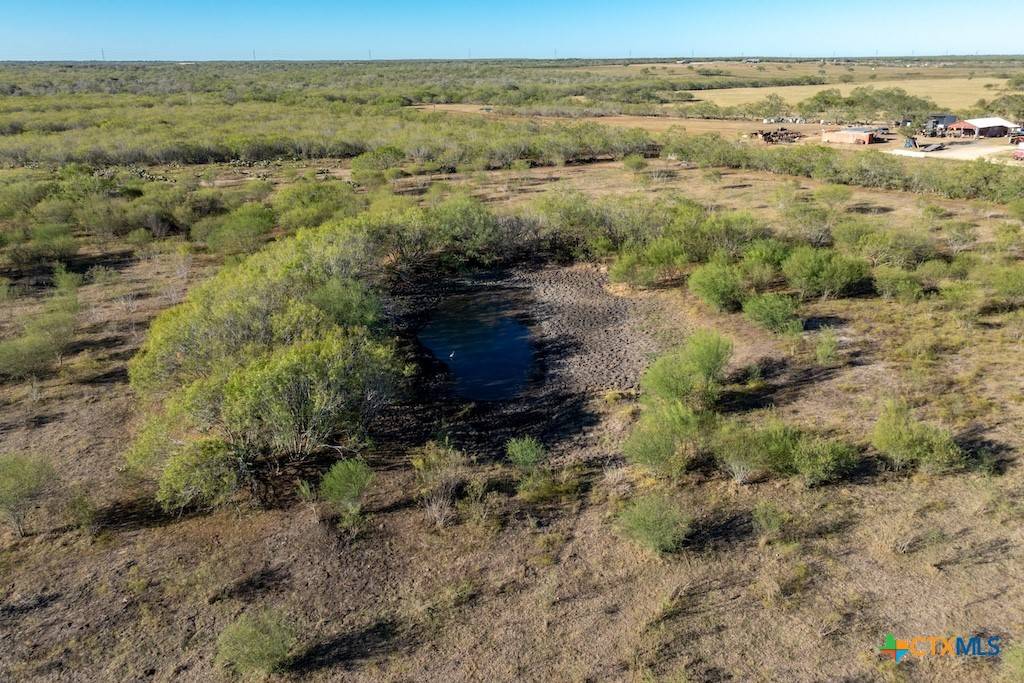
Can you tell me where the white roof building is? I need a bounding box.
[964,117,1018,129]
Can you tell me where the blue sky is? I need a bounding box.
[0,1,1019,61]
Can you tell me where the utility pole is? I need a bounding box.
[100,48,105,61]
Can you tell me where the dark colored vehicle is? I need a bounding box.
[922,113,957,136]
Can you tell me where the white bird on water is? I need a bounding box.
[449,351,456,359]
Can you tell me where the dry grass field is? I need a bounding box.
[573,59,1023,85]
[695,77,1007,109]
[416,103,827,135]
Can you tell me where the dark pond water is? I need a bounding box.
[418,290,535,401]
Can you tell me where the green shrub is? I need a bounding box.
[74,195,132,236]
[0,289,78,379]
[995,222,1023,256]
[52,263,82,291]
[307,277,382,330]
[425,194,502,267]
[871,399,963,473]
[782,246,869,299]
[739,238,789,291]
[616,494,690,554]
[688,261,746,312]
[622,154,648,172]
[711,421,766,484]
[219,330,399,457]
[742,293,801,334]
[752,501,792,540]
[351,146,405,187]
[86,265,120,286]
[792,437,859,486]
[815,328,840,366]
[125,227,153,248]
[124,413,180,475]
[505,436,546,474]
[156,439,240,512]
[0,180,53,219]
[319,459,374,523]
[272,180,364,230]
[873,266,923,302]
[783,201,833,247]
[531,190,610,259]
[711,417,803,482]
[673,210,766,263]
[641,330,733,408]
[832,218,878,253]
[913,259,955,289]
[6,222,78,267]
[411,438,468,494]
[757,417,804,473]
[609,239,687,287]
[65,485,99,533]
[976,264,1024,306]
[853,228,935,268]
[0,332,62,379]
[517,466,579,504]
[623,402,707,478]
[938,280,981,317]
[0,454,56,536]
[215,609,297,676]
[203,203,275,255]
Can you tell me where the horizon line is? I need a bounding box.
[2,53,1024,65]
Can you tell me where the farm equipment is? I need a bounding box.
[751,128,803,144]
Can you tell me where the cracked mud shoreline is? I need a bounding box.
[381,263,668,461]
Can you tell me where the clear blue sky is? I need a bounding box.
[0,1,1018,61]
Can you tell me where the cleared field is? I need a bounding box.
[416,103,826,136]
[695,77,1006,109]
[574,59,1024,87]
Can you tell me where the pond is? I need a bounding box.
[417,290,536,401]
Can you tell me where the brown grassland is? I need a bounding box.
[3,148,1024,681]
[693,77,1005,110]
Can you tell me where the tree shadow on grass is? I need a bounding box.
[847,203,894,215]
[685,510,754,552]
[92,496,180,532]
[68,250,136,271]
[64,335,125,356]
[82,366,129,385]
[719,360,842,414]
[209,566,291,604]
[0,592,62,622]
[956,424,1016,474]
[803,314,848,331]
[288,618,415,674]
